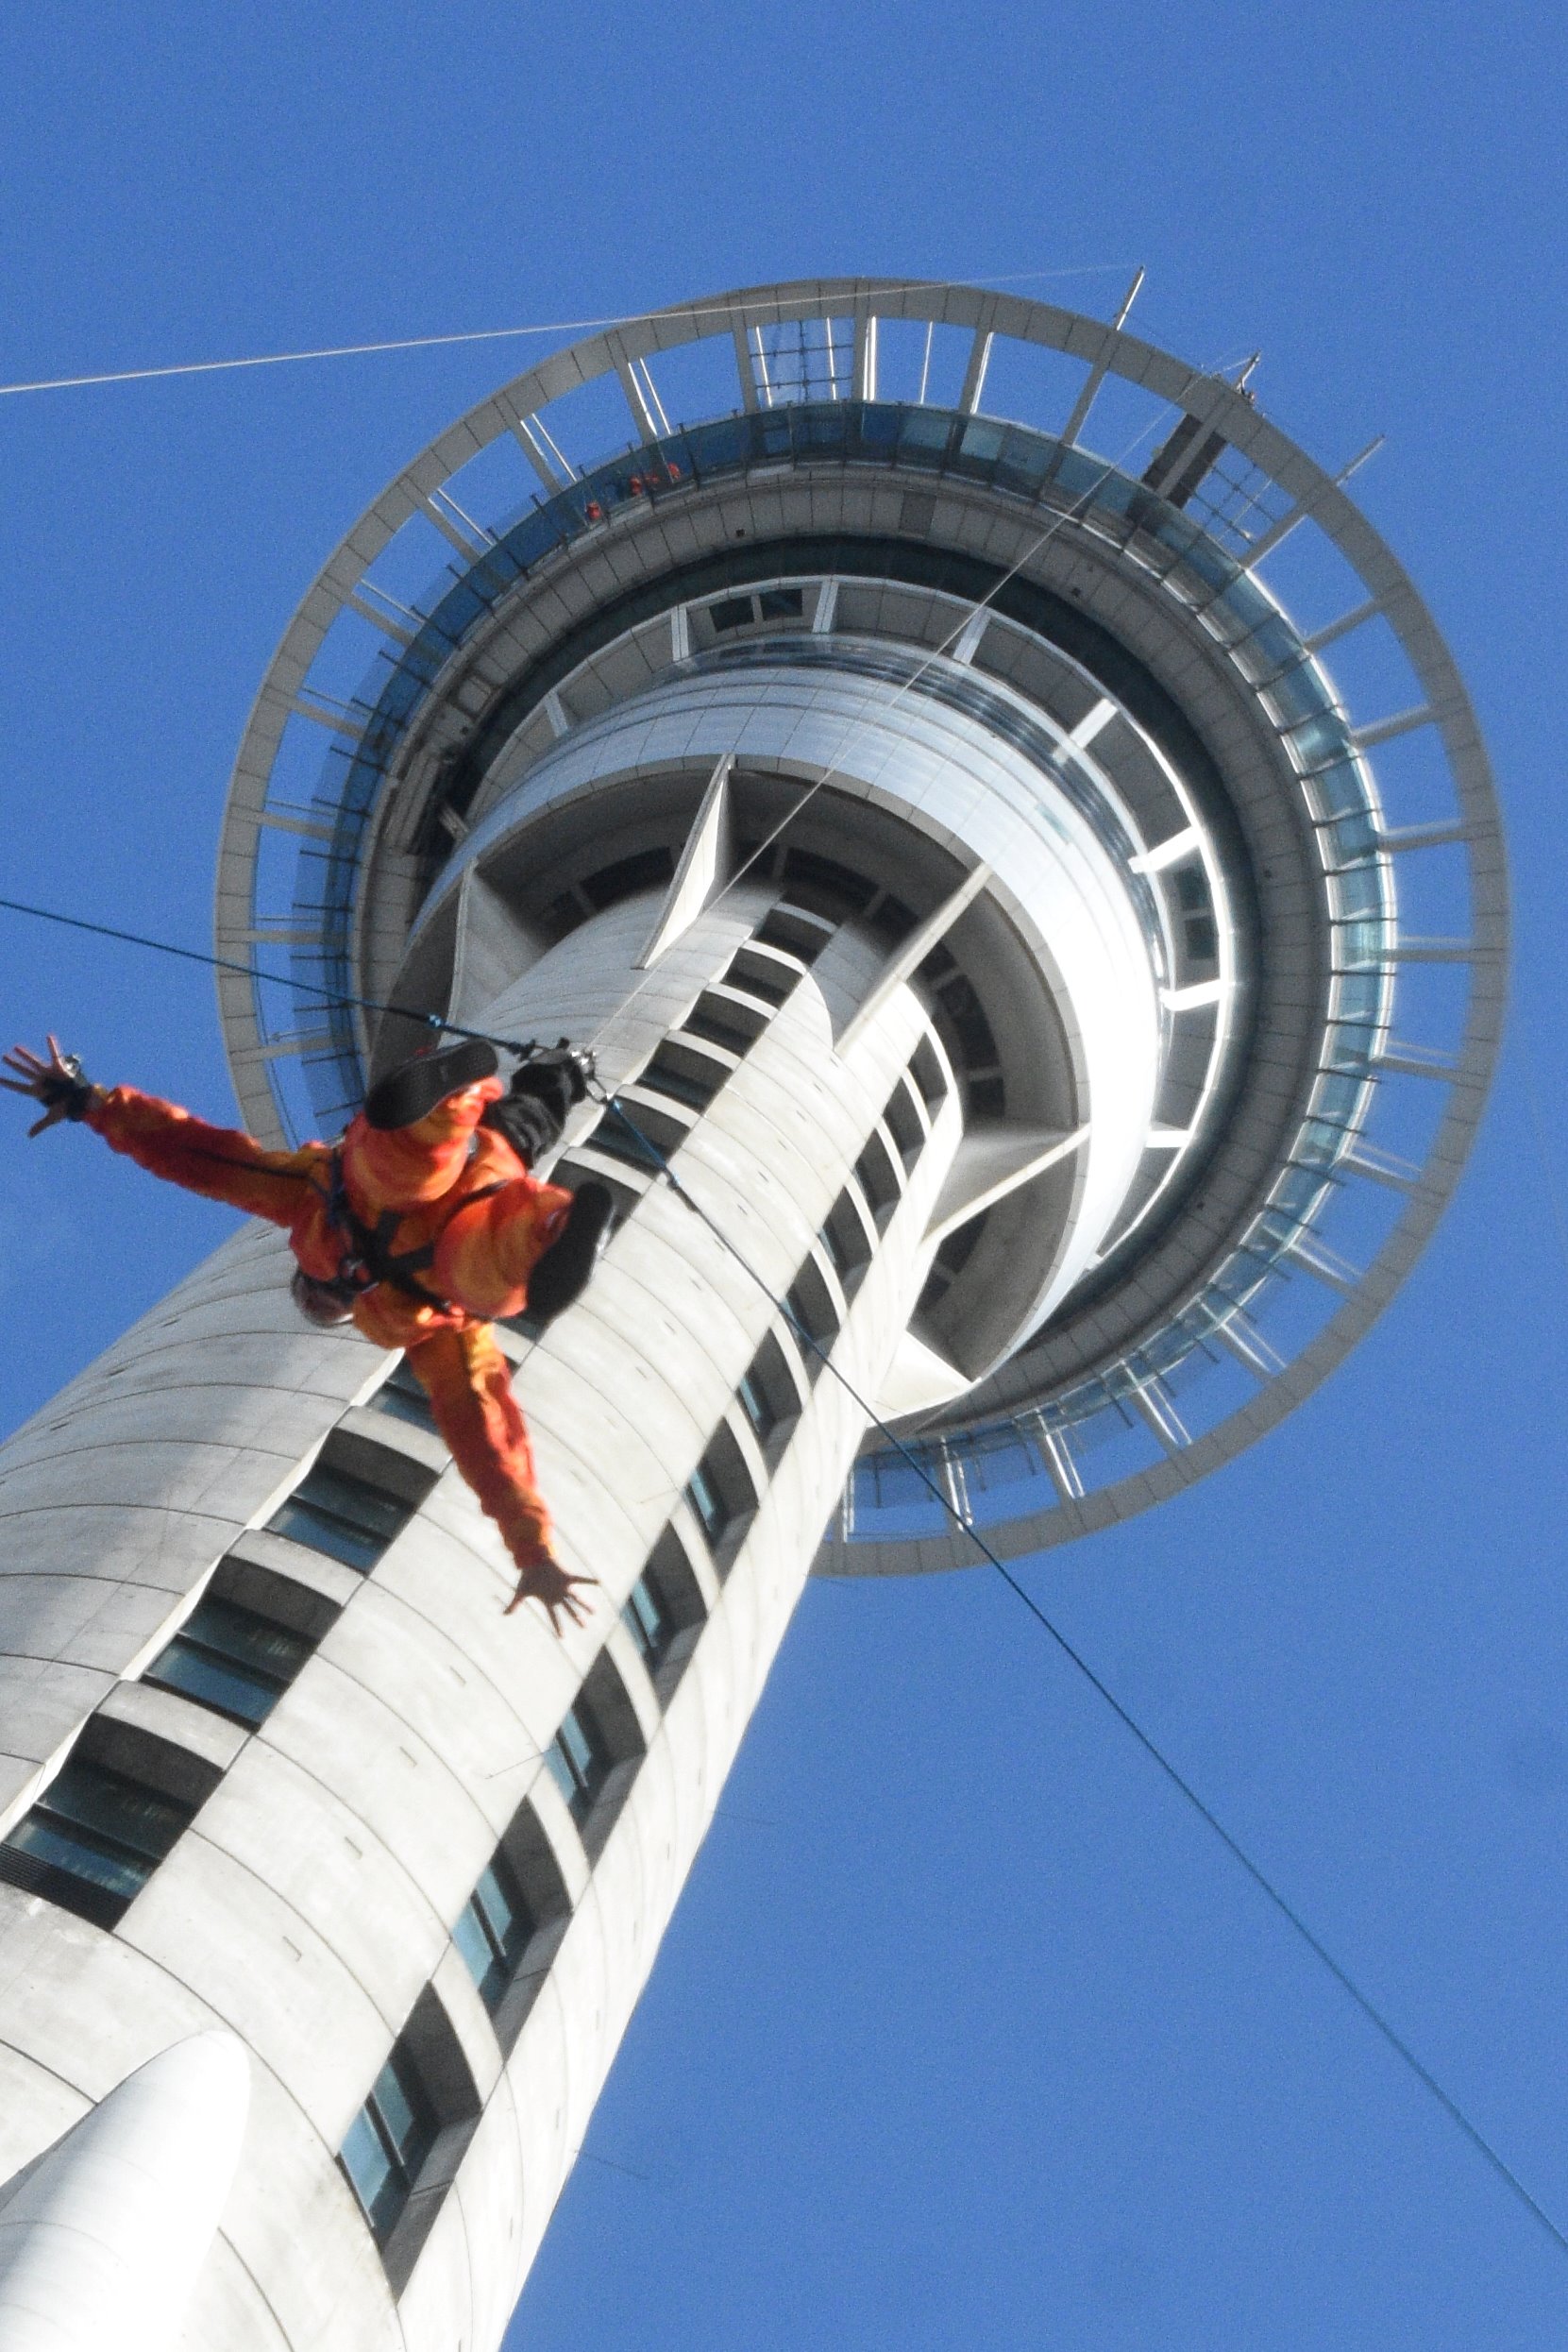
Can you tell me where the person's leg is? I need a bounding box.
[404,1325,596,1632]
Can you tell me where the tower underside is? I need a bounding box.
[0,281,1503,2352]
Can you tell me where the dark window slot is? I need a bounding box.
[780,847,877,919]
[0,1755,198,1930]
[882,1074,927,1168]
[339,1986,482,2289]
[453,1847,537,2015]
[682,994,766,1056]
[820,1192,872,1290]
[533,1159,644,1237]
[579,846,674,909]
[540,888,590,940]
[544,1652,646,1858]
[640,1043,727,1111]
[722,947,799,1007]
[755,905,833,965]
[708,594,756,632]
[368,1357,441,1436]
[864,890,918,950]
[908,1033,949,1109]
[267,1457,419,1574]
[784,1259,841,1375]
[757,586,805,619]
[453,1802,571,2051]
[588,1096,686,1174]
[143,1593,315,1729]
[854,1128,902,1225]
[736,1331,802,1461]
[341,2046,437,2246]
[683,1422,759,1577]
[621,1527,708,1699]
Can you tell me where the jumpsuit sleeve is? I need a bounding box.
[84,1086,327,1228]
[405,1325,555,1566]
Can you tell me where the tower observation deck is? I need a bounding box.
[0,279,1505,2352]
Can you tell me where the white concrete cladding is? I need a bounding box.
[0,2031,249,2352]
[0,888,963,2352]
[0,1225,389,1823]
[407,649,1171,1353]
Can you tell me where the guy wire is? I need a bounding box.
[583,1078,1568,2267]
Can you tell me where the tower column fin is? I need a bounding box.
[0,2031,250,2352]
[635,753,735,969]
[835,861,992,1053]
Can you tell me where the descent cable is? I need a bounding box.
[585,1082,1568,2266]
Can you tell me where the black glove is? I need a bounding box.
[37,1052,95,1119]
[481,1041,596,1165]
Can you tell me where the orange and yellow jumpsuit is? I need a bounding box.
[84,1074,571,1574]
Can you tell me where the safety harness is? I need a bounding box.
[316,1148,508,1314]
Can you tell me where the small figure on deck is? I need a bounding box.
[2,1033,613,1633]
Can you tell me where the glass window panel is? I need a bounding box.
[471,1857,530,1962]
[548,1701,610,1823]
[6,1815,149,1902]
[266,1460,414,1568]
[368,1361,440,1434]
[685,1463,725,1542]
[622,1571,674,1668]
[736,1373,776,1442]
[266,1496,387,1571]
[544,1739,581,1812]
[340,2107,400,2236]
[452,1900,503,2005]
[298,1464,412,1540]
[370,2055,424,2162]
[557,1712,595,1789]
[36,1762,189,1863]
[144,1643,278,1726]
[182,1597,312,1681]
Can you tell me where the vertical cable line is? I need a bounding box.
[587,1080,1568,2265]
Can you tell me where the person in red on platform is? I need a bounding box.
[2,1033,614,1633]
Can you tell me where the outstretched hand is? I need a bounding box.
[504,1552,598,1634]
[0,1036,93,1138]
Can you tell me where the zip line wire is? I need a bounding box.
[0,375,1180,1085]
[1,298,1551,2257]
[582,1080,1568,2264]
[0,265,1136,398]
[1,879,1562,2264]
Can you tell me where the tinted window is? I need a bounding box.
[340,2049,437,2245]
[268,1462,413,1572]
[453,1850,536,2015]
[145,1595,312,1727]
[0,1756,195,1929]
[545,1696,615,1827]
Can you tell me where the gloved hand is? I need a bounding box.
[481,1040,596,1164]
[513,1039,596,1105]
[1,1036,100,1137]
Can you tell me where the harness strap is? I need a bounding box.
[325,1154,508,1309]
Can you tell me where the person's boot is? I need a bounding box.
[528,1182,615,1326]
[363,1039,497,1131]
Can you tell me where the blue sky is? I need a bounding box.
[3,5,1567,2344]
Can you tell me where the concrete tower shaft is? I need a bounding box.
[0,279,1504,2352]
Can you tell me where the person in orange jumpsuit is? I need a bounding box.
[2,1033,611,1633]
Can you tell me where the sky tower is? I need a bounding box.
[0,278,1505,2352]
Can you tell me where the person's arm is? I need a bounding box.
[3,1037,324,1227]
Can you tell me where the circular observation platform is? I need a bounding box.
[217,278,1507,1571]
